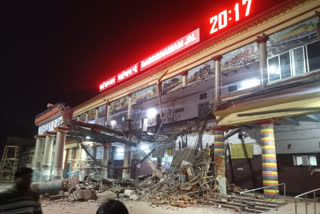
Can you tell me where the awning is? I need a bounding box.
[215,80,320,126]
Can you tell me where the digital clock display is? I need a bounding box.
[209,0,252,35]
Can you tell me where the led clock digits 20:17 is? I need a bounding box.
[209,0,252,35]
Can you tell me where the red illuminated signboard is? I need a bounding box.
[140,28,200,71]
[117,64,139,82]
[99,29,201,92]
[99,76,116,92]
[209,0,252,35]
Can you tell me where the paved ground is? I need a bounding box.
[41,199,320,214]
[0,183,13,192]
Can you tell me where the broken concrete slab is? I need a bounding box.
[129,194,139,201]
[124,189,135,197]
[96,191,117,204]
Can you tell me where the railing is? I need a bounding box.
[295,188,320,214]
[240,183,286,214]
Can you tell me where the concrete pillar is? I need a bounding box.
[95,108,99,124]
[51,127,69,180]
[32,136,45,181]
[63,149,70,178]
[122,144,131,179]
[157,157,162,168]
[71,147,77,171]
[122,94,132,179]
[181,71,188,87]
[102,143,111,179]
[257,34,269,88]
[127,94,132,120]
[260,120,279,200]
[105,102,111,127]
[213,55,222,102]
[41,132,55,181]
[213,127,227,194]
[84,112,89,123]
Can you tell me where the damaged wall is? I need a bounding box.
[224,120,320,194]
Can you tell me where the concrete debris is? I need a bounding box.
[35,148,284,213]
[96,191,117,204]
[49,194,64,200]
[75,188,95,201]
[124,189,135,197]
[129,194,139,201]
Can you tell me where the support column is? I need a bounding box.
[71,147,77,171]
[63,149,70,178]
[76,116,80,121]
[257,34,269,88]
[122,145,131,179]
[181,71,188,87]
[84,112,89,123]
[32,135,45,182]
[213,127,228,194]
[95,107,99,124]
[213,55,222,102]
[105,102,111,127]
[51,127,70,180]
[260,120,279,200]
[123,94,132,179]
[102,143,111,179]
[157,157,162,168]
[127,94,132,120]
[41,132,55,181]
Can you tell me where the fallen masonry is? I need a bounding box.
[32,148,287,213]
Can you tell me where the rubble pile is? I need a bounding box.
[36,148,284,212]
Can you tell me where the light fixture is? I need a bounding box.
[239,78,260,90]
[110,120,117,127]
[116,148,124,153]
[268,65,279,74]
[86,136,91,140]
[147,108,157,118]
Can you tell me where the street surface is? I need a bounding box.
[41,199,320,214]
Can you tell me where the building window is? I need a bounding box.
[187,60,215,85]
[267,16,320,83]
[162,75,182,94]
[307,40,320,72]
[221,42,260,96]
[175,107,184,113]
[293,155,317,166]
[200,93,207,100]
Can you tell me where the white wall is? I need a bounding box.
[274,121,320,154]
[225,121,320,155]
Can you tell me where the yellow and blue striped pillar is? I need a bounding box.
[260,120,279,200]
[213,127,228,194]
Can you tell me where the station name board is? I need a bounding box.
[99,29,200,92]
[98,0,254,92]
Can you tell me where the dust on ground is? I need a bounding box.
[41,199,320,214]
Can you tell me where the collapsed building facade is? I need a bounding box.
[32,0,320,200]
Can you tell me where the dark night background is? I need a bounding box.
[0,0,282,146]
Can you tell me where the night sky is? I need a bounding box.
[1,0,283,139]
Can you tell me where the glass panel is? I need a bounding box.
[280,52,291,79]
[307,40,320,72]
[268,56,280,82]
[187,60,214,84]
[267,17,320,57]
[88,109,96,124]
[162,75,182,94]
[109,96,129,128]
[309,156,317,166]
[292,47,306,75]
[132,85,158,105]
[221,43,259,95]
[296,156,303,166]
